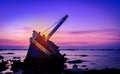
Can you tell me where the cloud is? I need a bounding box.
[60,42,89,44]
[69,31,95,34]
[57,29,120,40]
[0,38,19,46]
[59,41,120,49]
[0,39,17,43]
[58,42,90,46]
[54,29,120,48]
[0,45,27,49]
[68,29,120,35]
[107,38,120,40]
[16,26,32,30]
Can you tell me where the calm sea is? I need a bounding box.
[0,49,120,70]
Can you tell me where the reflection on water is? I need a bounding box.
[60,49,120,70]
[0,50,27,62]
[0,49,120,70]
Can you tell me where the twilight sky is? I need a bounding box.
[0,0,120,49]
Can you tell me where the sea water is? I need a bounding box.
[0,49,120,70]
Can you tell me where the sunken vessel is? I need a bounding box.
[23,15,68,74]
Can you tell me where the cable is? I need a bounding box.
[41,18,61,34]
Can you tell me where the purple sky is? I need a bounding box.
[0,0,120,49]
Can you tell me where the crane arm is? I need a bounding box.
[47,15,68,40]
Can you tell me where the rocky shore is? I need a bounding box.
[0,56,120,74]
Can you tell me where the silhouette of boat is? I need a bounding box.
[23,15,68,74]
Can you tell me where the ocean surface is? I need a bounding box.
[0,49,120,70]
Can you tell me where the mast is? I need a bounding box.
[47,15,68,40]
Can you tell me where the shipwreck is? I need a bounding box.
[23,15,68,74]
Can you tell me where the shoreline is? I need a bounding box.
[1,49,120,74]
[1,58,120,74]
